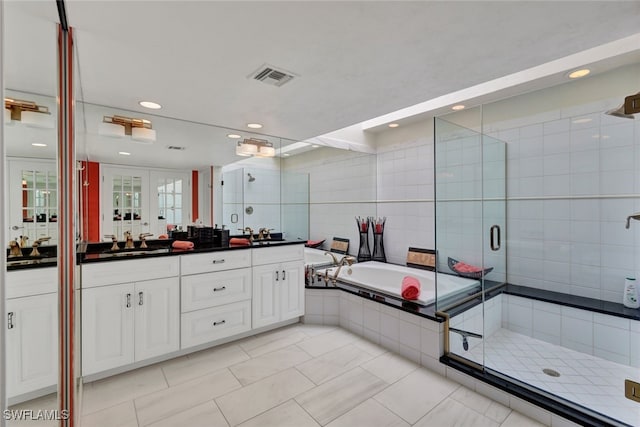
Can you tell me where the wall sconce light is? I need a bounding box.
[98,115,157,143]
[236,138,275,157]
[4,98,54,128]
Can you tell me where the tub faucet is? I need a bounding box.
[331,255,355,285]
[324,251,339,265]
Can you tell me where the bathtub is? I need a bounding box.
[327,261,478,305]
[304,247,336,267]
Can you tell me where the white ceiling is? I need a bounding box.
[4,1,640,168]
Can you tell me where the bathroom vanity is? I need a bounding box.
[79,241,305,380]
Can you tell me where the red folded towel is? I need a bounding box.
[401,276,421,300]
[172,241,194,250]
[453,262,482,273]
[229,238,251,246]
[158,234,169,239]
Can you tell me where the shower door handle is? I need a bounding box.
[490,225,501,251]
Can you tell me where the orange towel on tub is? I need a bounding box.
[172,240,194,250]
[401,276,421,300]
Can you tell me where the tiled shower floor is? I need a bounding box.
[461,328,640,426]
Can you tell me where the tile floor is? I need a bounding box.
[461,328,640,426]
[11,324,549,427]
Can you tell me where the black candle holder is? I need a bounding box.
[372,218,386,262]
[356,217,371,262]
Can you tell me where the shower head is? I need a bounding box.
[625,213,640,229]
[247,173,255,182]
[605,105,634,119]
[605,92,639,120]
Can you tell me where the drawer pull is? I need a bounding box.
[282,270,286,280]
[8,312,14,329]
[213,286,226,292]
[276,271,279,281]
[138,291,144,306]
[212,259,225,264]
[213,320,226,326]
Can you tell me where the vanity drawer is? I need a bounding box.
[181,269,251,312]
[82,257,179,288]
[181,300,251,349]
[7,267,57,299]
[180,250,251,275]
[252,244,304,266]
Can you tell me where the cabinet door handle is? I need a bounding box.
[213,320,226,326]
[213,286,226,292]
[212,259,225,264]
[282,270,286,281]
[8,312,14,329]
[138,291,144,306]
[126,293,131,308]
[275,271,279,281]
[490,225,501,251]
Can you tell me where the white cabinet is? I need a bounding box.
[82,277,179,376]
[252,259,305,329]
[180,250,252,349]
[6,292,58,398]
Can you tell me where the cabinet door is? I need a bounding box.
[134,277,180,361]
[82,283,135,376]
[6,293,58,398]
[280,260,305,321]
[251,264,279,329]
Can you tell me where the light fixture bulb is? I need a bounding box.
[247,123,263,129]
[388,123,399,128]
[131,127,156,144]
[451,104,465,111]
[256,145,275,157]
[139,101,162,109]
[568,69,590,79]
[118,151,131,156]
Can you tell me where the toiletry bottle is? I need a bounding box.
[623,277,639,309]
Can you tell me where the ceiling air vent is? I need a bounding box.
[249,64,296,87]
[167,145,185,151]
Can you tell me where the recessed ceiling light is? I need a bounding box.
[227,134,242,139]
[283,153,291,157]
[247,123,263,129]
[139,101,162,109]
[311,145,319,148]
[388,123,399,128]
[568,69,590,79]
[31,143,47,147]
[118,151,131,156]
[451,104,465,111]
[572,118,592,124]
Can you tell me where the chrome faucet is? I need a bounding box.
[330,255,355,285]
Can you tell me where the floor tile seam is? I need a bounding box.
[372,380,462,425]
[302,339,357,359]
[81,379,169,418]
[241,336,310,359]
[292,364,324,387]
[162,363,239,388]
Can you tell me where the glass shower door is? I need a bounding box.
[434,117,506,371]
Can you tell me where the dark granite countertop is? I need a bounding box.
[7,239,305,270]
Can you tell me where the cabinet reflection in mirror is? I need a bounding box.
[8,159,59,245]
[102,165,191,240]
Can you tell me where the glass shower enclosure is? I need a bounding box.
[434,117,506,370]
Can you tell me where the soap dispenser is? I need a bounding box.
[623,277,639,309]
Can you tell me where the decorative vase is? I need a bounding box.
[356,216,371,262]
[371,217,386,262]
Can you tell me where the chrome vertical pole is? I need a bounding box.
[0,1,7,425]
[57,23,75,427]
